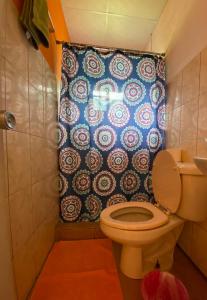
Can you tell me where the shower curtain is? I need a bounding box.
[59,44,166,222]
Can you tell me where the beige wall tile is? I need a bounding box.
[197,93,207,141]
[33,216,56,276]
[30,136,46,184]
[44,92,58,139]
[29,86,44,137]
[196,140,207,158]
[0,0,6,56]
[179,99,198,159]
[196,92,207,157]
[167,73,182,109]
[190,224,207,277]
[178,221,194,257]
[172,106,181,127]
[0,197,17,300]
[182,55,200,104]
[0,56,5,110]
[13,237,36,300]
[200,47,207,95]
[5,60,29,133]
[44,174,59,211]
[44,140,58,177]
[166,127,180,148]
[7,131,31,195]
[9,187,33,256]
[166,106,181,148]
[32,175,59,231]
[4,0,28,64]
[28,48,43,91]
[32,181,46,228]
[1,1,59,299]
[44,61,57,94]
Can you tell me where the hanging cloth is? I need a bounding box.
[19,0,49,49]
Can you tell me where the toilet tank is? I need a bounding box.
[152,149,207,222]
[177,162,207,222]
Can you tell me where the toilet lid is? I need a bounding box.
[152,150,181,213]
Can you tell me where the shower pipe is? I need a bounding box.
[56,41,165,58]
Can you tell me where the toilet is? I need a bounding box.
[100,149,207,279]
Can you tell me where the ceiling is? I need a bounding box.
[61,0,168,51]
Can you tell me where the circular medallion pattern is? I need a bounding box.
[100,52,113,59]
[59,173,68,197]
[130,193,149,202]
[61,73,68,95]
[94,78,118,102]
[93,171,116,196]
[69,76,90,103]
[84,101,104,126]
[156,59,166,80]
[121,126,143,151]
[144,172,153,194]
[109,54,133,80]
[136,57,156,82]
[134,103,154,129]
[107,148,128,173]
[78,213,91,222]
[132,149,150,174]
[157,104,167,130]
[62,48,79,78]
[85,194,102,219]
[150,81,165,108]
[108,103,130,127]
[122,79,146,106]
[85,148,103,174]
[60,98,80,125]
[83,50,105,78]
[58,123,67,149]
[72,170,91,195]
[120,170,140,194]
[94,125,117,151]
[61,195,81,221]
[59,147,81,174]
[107,194,127,207]
[147,128,162,153]
[70,124,90,150]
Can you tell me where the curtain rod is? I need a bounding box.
[56,41,165,58]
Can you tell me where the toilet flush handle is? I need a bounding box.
[0,110,16,130]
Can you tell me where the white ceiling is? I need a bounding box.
[62,0,168,51]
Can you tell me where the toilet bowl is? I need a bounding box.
[100,149,207,279]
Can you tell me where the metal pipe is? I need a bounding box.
[56,41,165,58]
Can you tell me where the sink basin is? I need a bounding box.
[194,157,207,175]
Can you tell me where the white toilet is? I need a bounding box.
[100,149,207,279]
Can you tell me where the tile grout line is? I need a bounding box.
[195,53,202,155]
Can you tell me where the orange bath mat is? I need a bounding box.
[30,239,123,300]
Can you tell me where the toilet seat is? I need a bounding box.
[100,202,169,231]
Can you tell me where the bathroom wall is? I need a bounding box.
[0,1,59,299]
[144,0,207,277]
[167,49,207,276]
[145,0,207,81]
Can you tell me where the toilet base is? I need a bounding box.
[119,225,183,279]
[120,245,143,279]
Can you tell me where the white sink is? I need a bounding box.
[194,157,207,175]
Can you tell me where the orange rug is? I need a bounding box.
[30,239,123,300]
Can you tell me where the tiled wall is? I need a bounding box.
[0,1,59,299]
[167,47,207,276]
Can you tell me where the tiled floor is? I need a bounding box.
[56,222,207,300]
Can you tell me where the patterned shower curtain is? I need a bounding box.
[58,44,166,222]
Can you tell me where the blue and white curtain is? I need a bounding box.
[59,44,166,222]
